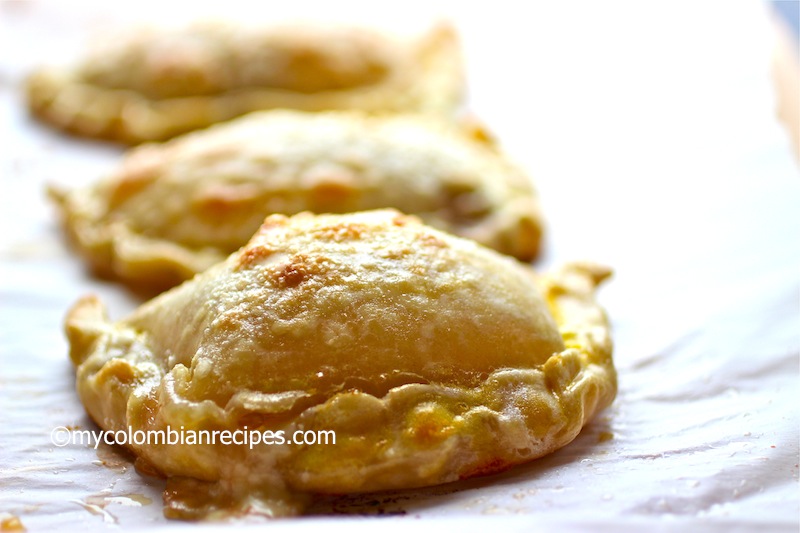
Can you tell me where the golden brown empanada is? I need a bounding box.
[50,110,543,292]
[65,209,616,520]
[25,22,462,143]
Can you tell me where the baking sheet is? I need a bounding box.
[1,1,798,531]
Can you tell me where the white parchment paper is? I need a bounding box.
[1,1,798,531]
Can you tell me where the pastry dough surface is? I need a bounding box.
[26,22,462,143]
[65,210,616,519]
[51,110,544,292]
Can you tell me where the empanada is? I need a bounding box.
[65,209,616,520]
[26,22,461,143]
[50,110,543,292]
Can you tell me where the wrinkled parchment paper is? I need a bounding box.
[1,1,798,531]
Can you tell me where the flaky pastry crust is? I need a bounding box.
[65,210,616,520]
[50,110,543,292]
[26,22,462,143]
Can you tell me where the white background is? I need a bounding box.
[1,1,798,531]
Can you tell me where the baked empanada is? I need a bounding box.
[50,110,543,292]
[65,209,616,520]
[26,22,461,143]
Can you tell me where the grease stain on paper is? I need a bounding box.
[70,493,153,524]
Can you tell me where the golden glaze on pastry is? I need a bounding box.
[65,210,616,520]
[50,110,543,292]
[26,22,461,143]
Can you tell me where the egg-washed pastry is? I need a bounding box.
[65,209,616,520]
[50,110,543,293]
[25,22,461,143]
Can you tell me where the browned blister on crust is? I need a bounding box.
[65,210,616,520]
[26,22,462,143]
[50,110,544,292]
